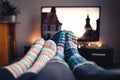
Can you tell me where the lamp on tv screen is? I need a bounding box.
[41,6,100,42]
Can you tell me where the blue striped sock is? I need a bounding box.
[51,31,66,64]
[65,31,86,69]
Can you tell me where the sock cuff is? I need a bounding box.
[49,60,69,68]
[72,61,95,70]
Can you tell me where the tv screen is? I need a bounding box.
[41,6,100,42]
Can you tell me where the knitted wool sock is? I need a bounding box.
[65,31,86,70]
[3,38,45,79]
[26,39,56,73]
[50,31,65,62]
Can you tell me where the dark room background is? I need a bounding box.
[10,0,120,64]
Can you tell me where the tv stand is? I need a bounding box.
[78,44,114,69]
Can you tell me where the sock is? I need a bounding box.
[26,39,56,73]
[50,31,68,66]
[51,31,65,61]
[65,31,77,44]
[3,38,45,78]
[65,31,86,70]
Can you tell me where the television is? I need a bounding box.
[41,6,101,42]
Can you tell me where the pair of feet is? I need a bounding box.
[3,38,57,79]
[52,31,120,80]
[52,31,86,69]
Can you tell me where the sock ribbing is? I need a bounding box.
[65,31,86,70]
[26,39,56,73]
[4,38,45,78]
[65,31,77,44]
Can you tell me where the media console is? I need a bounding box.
[78,45,114,69]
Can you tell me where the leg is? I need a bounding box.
[65,31,120,80]
[65,31,87,70]
[74,63,120,80]
[0,38,45,80]
[50,31,68,66]
[17,39,56,80]
[35,31,75,80]
[35,62,75,80]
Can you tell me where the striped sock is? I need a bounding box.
[65,31,86,70]
[26,39,56,73]
[50,31,68,66]
[4,38,45,78]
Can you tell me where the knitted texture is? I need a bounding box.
[65,31,86,70]
[26,39,56,73]
[50,31,66,64]
[65,31,77,44]
[4,38,45,78]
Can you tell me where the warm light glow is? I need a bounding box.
[88,43,91,47]
[42,7,99,39]
[29,23,41,44]
[96,41,102,47]
[30,36,40,44]
[88,41,102,48]
[78,44,81,48]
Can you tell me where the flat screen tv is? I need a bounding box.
[41,6,101,42]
